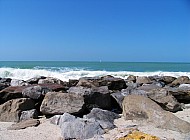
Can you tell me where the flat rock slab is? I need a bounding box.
[7,119,40,130]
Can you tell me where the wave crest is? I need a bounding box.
[0,67,190,81]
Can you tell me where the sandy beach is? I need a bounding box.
[0,106,189,140]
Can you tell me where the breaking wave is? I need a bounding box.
[0,67,190,82]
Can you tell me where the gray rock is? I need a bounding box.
[38,77,64,84]
[170,76,190,87]
[126,75,136,82]
[68,86,112,111]
[136,76,152,84]
[40,92,85,115]
[8,119,40,130]
[77,76,127,90]
[161,76,176,84]
[167,86,190,103]
[26,76,46,84]
[22,85,51,100]
[58,113,105,139]
[84,108,120,129]
[0,98,35,122]
[111,88,182,112]
[10,79,28,86]
[122,95,190,133]
[179,84,190,88]
[20,109,38,121]
[50,115,62,125]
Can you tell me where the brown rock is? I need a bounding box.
[170,76,190,87]
[136,76,152,84]
[122,95,190,133]
[0,86,29,104]
[0,98,35,122]
[40,92,85,115]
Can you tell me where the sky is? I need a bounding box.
[0,0,190,62]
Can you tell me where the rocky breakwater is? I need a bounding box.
[0,75,190,139]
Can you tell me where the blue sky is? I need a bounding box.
[0,0,190,62]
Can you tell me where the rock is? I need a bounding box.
[167,86,190,103]
[111,89,148,108]
[68,86,112,111]
[77,77,99,88]
[136,76,152,84]
[161,76,176,84]
[20,109,38,121]
[179,84,190,88]
[147,88,182,112]
[58,113,105,139]
[137,84,161,91]
[38,77,64,84]
[126,75,136,82]
[0,83,8,91]
[77,76,127,90]
[26,76,46,84]
[101,77,127,90]
[84,108,120,129]
[125,83,138,90]
[170,76,190,87]
[0,78,11,85]
[112,87,182,112]
[0,86,28,104]
[50,115,62,125]
[122,95,190,133]
[0,98,35,122]
[7,119,40,130]
[69,79,79,87]
[10,79,28,86]
[22,85,51,100]
[39,83,67,92]
[40,92,85,115]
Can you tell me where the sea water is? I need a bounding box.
[0,61,190,81]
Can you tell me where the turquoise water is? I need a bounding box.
[0,61,190,81]
[0,61,190,72]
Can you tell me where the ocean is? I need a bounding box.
[0,61,190,81]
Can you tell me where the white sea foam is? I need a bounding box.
[0,67,190,82]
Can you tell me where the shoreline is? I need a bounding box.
[0,75,190,139]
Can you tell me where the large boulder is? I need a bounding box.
[0,98,35,122]
[170,76,190,87]
[22,85,51,100]
[136,76,152,84]
[167,86,190,103]
[112,88,182,112]
[77,76,127,90]
[58,113,105,139]
[40,83,66,92]
[84,108,120,129]
[161,76,176,84]
[0,86,29,104]
[68,86,112,111]
[122,95,190,133]
[40,92,85,115]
